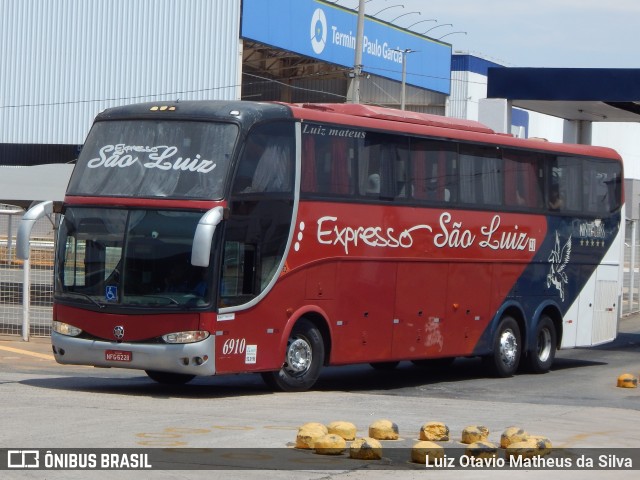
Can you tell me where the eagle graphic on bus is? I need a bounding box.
[547,231,572,301]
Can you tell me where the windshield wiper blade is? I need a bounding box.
[64,292,106,309]
[144,295,180,305]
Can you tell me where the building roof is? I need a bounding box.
[0,164,74,210]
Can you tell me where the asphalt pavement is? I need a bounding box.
[0,314,639,479]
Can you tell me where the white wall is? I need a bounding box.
[1,0,242,144]
[593,123,640,180]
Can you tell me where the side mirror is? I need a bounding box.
[191,206,224,267]
[16,201,54,260]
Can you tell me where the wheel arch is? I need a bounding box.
[533,303,563,351]
[492,301,527,353]
[281,306,332,366]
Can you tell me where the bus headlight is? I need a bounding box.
[162,331,210,344]
[53,321,83,337]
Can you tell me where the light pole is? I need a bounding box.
[373,4,403,17]
[438,31,467,41]
[392,48,415,110]
[422,23,452,35]
[407,19,437,30]
[351,0,366,103]
[390,11,420,24]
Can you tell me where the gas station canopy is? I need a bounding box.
[487,68,640,122]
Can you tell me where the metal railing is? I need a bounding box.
[1,204,55,340]
[623,219,640,315]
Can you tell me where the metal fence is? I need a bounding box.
[1,207,639,341]
[623,219,640,315]
[0,204,55,339]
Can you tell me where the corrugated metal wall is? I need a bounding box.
[1,0,241,144]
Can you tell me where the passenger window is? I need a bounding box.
[358,133,409,200]
[550,157,582,212]
[410,140,457,204]
[583,159,622,214]
[503,150,544,208]
[459,145,502,206]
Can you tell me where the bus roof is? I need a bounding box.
[293,103,495,134]
[288,102,622,162]
[92,100,622,163]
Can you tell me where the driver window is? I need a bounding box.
[233,123,294,194]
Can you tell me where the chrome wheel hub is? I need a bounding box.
[537,328,552,362]
[285,338,312,374]
[499,329,518,368]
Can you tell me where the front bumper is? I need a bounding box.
[51,331,216,376]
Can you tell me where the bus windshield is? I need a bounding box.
[56,207,214,308]
[67,120,238,199]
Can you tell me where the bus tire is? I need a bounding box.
[525,315,556,374]
[261,318,324,392]
[484,316,521,377]
[145,370,196,385]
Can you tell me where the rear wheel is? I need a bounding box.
[484,316,521,377]
[261,319,325,392]
[145,370,195,385]
[525,316,556,373]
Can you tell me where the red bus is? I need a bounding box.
[19,101,624,391]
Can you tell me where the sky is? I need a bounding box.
[331,0,639,68]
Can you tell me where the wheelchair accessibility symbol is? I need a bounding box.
[105,285,118,302]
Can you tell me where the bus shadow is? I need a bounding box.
[315,354,607,392]
[20,353,607,397]
[588,331,640,352]
[20,374,275,399]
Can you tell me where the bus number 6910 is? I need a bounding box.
[222,338,246,355]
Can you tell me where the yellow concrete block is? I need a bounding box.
[411,441,444,464]
[368,419,399,440]
[617,373,638,388]
[327,421,357,441]
[500,426,529,449]
[349,437,383,460]
[314,434,347,455]
[461,425,489,444]
[419,422,450,441]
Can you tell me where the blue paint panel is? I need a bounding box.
[488,68,640,101]
[242,0,451,94]
[452,55,504,76]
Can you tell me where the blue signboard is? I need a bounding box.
[242,0,451,94]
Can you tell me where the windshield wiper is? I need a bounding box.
[63,291,106,309]
[143,295,180,306]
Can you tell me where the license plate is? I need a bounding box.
[105,350,132,362]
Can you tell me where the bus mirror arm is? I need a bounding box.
[191,206,225,267]
[16,201,54,260]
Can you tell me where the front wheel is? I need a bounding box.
[524,316,557,374]
[261,319,325,392]
[484,316,521,377]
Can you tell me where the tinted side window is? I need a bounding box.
[358,133,410,200]
[410,139,457,204]
[301,129,356,195]
[583,158,622,214]
[459,145,502,206]
[503,150,544,208]
[233,122,294,194]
